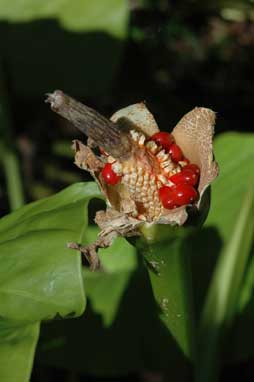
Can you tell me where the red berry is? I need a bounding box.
[183,163,200,175]
[150,132,174,151]
[169,168,199,186]
[172,184,198,205]
[101,163,121,185]
[159,184,198,209]
[169,143,183,162]
[159,186,178,209]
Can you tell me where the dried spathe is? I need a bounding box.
[71,103,218,268]
[47,92,219,270]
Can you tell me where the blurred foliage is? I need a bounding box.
[0,0,128,37]
[0,0,253,381]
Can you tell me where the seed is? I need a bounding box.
[101,163,122,185]
[183,163,200,175]
[172,184,198,205]
[157,150,169,161]
[169,144,183,163]
[145,140,159,153]
[159,184,198,209]
[169,168,199,186]
[150,132,174,151]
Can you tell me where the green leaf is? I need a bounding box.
[0,321,40,382]
[38,227,193,375]
[0,182,102,380]
[205,132,254,318]
[137,224,196,360]
[191,132,254,316]
[206,132,254,242]
[0,0,128,38]
[0,182,101,322]
[83,226,137,326]
[197,185,254,382]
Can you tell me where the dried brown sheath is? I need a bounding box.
[46,90,132,160]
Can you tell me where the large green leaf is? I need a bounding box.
[196,185,254,382]
[190,132,254,314]
[0,0,128,38]
[0,182,101,380]
[204,133,254,317]
[206,132,254,241]
[188,132,254,367]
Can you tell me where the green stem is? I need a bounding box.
[137,224,196,361]
[0,61,25,211]
[1,145,25,210]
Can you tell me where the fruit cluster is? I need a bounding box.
[100,131,200,211]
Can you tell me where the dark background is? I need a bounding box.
[0,1,253,381]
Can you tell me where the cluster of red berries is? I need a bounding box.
[100,131,200,210]
[152,132,199,209]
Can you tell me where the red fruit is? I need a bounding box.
[101,163,121,185]
[159,186,178,209]
[169,143,183,162]
[183,163,200,175]
[159,184,198,209]
[150,132,174,151]
[169,168,199,186]
[172,184,198,205]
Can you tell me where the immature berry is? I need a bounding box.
[169,168,199,186]
[169,143,183,162]
[101,163,121,185]
[150,132,174,151]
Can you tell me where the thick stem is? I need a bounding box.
[137,224,196,361]
[46,90,132,160]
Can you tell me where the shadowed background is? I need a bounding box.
[0,1,253,381]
